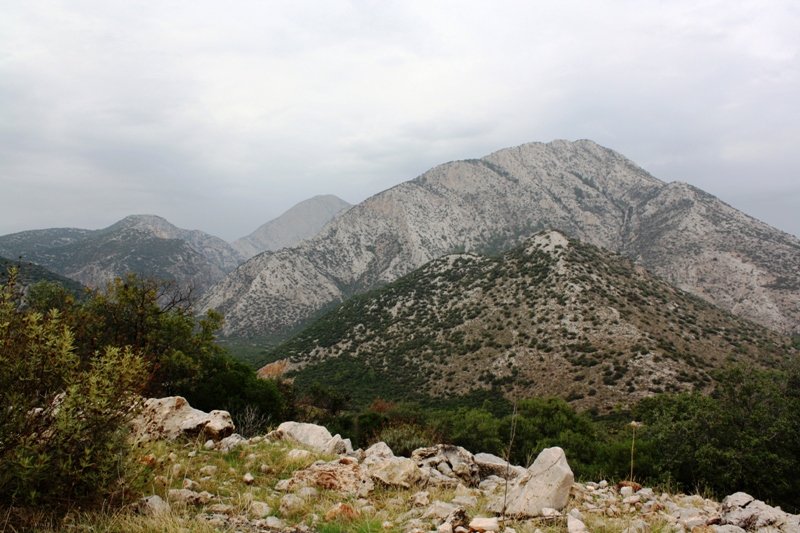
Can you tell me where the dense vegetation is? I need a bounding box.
[258,232,795,412]
[0,271,287,507]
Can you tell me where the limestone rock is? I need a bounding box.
[412,445,480,486]
[280,494,304,516]
[131,396,234,442]
[368,456,424,488]
[279,456,374,497]
[568,515,589,533]
[473,453,526,480]
[268,421,352,455]
[218,433,248,452]
[491,447,574,518]
[250,501,271,518]
[135,495,169,516]
[469,517,500,532]
[326,503,361,522]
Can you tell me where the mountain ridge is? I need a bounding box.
[201,139,800,338]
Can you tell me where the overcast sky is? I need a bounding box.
[1,1,798,241]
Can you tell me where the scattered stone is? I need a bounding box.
[131,396,234,442]
[469,516,500,532]
[182,478,201,491]
[199,465,217,476]
[171,463,183,476]
[412,491,431,507]
[280,457,374,497]
[423,501,459,522]
[265,516,285,529]
[412,445,480,487]
[207,504,234,515]
[297,487,319,499]
[568,515,589,533]
[167,489,212,506]
[280,494,305,516]
[250,501,271,518]
[326,503,361,522]
[287,449,316,462]
[474,453,527,480]
[243,472,255,484]
[218,433,248,452]
[369,456,424,488]
[491,447,574,518]
[618,481,644,493]
[452,495,478,508]
[204,439,216,450]
[135,495,169,516]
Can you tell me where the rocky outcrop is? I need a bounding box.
[275,457,374,497]
[412,445,481,487]
[131,396,234,442]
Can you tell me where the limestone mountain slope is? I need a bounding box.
[261,231,796,412]
[0,215,244,292]
[201,140,800,338]
[232,195,351,259]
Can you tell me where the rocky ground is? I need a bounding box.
[126,398,800,533]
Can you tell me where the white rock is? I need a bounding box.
[568,515,589,533]
[243,472,255,484]
[218,433,248,452]
[265,516,285,529]
[412,491,430,507]
[297,487,319,499]
[280,494,304,515]
[452,495,477,508]
[131,396,234,442]
[250,501,271,518]
[204,439,216,450]
[369,456,424,488]
[270,421,335,452]
[287,449,316,462]
[136,495,169,515]
[491,447,574,518]
[469,517,500,532]
[423,501,458,521]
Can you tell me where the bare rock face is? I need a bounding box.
[131,396,234,442]
[491,446,574,518]
[202,140,800,339]
[720,492,800,533]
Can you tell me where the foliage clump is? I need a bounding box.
[0,271,146,504]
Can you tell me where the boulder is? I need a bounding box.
[474,453,527,480]
[720,492,800,533]
[368,456,424,488]
[131,396,234,442]
[363,442,395,466]
[469,517,500,532]
[412,445,480,486]
[135,495,169,516]
[268,421,353,455]
[278,456,374,497]
[490,447,574,518]
[218,433,248,452]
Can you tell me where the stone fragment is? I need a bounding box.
[469,517,500,532]
[218,433,247,452]
[369,456,424,488]
[204,439,216,449]
[412,491,430,507]
[490,447,574,518]
[167,489,212,505]
[324,434,354,455]
[568,515,589,533]
[182,478,200,491]
[452,495,478,508]
[280,456,374,497]
[131,396,234,442]
[265,516,285,529]
[287,449,316,462]
[297,487,319,499]
[135,495,169,516]
[412,445,480,486]
[326,503,361,522]
[423,501,459,522]
[268,421,352,454]
[207,504,234,515]
[199,465,217,476]
[243,472,255,484]
[280,494,305,516]
[250,501,271,518]
[474,453,527,480]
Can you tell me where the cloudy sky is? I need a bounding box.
[2,1,798,241]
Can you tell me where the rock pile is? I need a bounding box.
[133,412,799,533]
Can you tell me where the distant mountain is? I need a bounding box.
[201,140,800,339]
[0,215,244,293]
[261,231,796,412]
[232,195,351,259]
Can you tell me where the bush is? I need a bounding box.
[0,271,146,504]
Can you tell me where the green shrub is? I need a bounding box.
[0,271,146,504]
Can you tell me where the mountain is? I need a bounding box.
[232,195,351,259]
[260,231,796,412]
[201,140,800,339]
[0,215,245,293]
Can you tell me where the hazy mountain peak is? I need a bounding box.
[232,195,351,259]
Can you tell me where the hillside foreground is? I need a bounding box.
[13,397,797,533]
